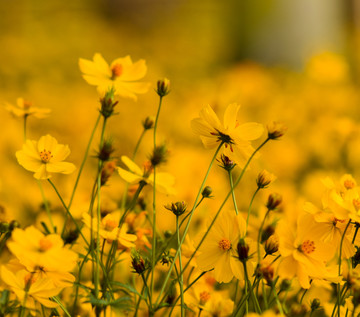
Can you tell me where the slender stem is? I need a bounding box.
[37,180,55,232]
[228,170,239,215]
[155,142,224,305]
[258,208,271,264]
[47,179,89,247]
[243,261,261,314]
[53,296,71,317]
[272,284,284,316]
[68,113,101,210]
[352,224,359,244]
[176,216,184,317]
[246,187,260,232]
[141,273,151,308]
[23,115,28,142]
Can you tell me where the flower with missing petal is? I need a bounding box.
[191,103,263,167]
[4,98,51,119]
[79,53,150,100]
[16,134,76,180]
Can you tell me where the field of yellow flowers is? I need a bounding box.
[2,2,360,317]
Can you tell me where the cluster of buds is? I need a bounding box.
[267,121,287,140]
[164,201,187,216]
[218,154,236,171]
[156,78,170,97]
[100,88,118,118]
[101,161,117,186]
[256,170,276,189]
[150,144,168,167]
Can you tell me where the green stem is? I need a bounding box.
[23,115,28,142]
[272,284,284,316]
[246,187,260,232]
[141,273,151,308]
[68,113,101,210]
[258,208,271,264]
[155,142,224,306]
[176,216,184,317]
[53,296,71,317]
[228,170,239,215]
[47,179,89,247]
[243,261,261,314]
[37,180,55,233]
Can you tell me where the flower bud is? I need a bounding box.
[150,144,168,167]
[9,220,20,231]
[257,262,274,285]
[289,303,308,317]
[310,298,321,312]
[280,279,291,292]
[160,251,173,266]
[164,230,173,239]
[156,78,170,97]
[261,224,276,243]
[98,139,115,162]
[267,121,287,140]
[100,88,118,118]
[264,234,279,255]
[0,222,9,233]
[142,116,154,130]
[217,154,236,171]
[131,250,147,275]
[164,201,187,216]
[202,186,213,198]
[237,239,249,262]
[266,193,282,210]
[63,229,79,245]
[256,170,275,188]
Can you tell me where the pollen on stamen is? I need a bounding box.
[218,238,231,251]
[39,149,53,163]
[300,240,316,254]
[111,64,123,79]
[344,179,356,190]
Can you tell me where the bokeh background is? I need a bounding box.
[1,0,360,233]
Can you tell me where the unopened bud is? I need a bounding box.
[164,201,187,216]
[150,144,168,167]
[310,298,321,312]
[267,122,287,140]
[266,193,282,210]
[98,139,115,162]
[280,279,291,292]
[63,230,79,245]
[156,78,170,97]
[100,88,118,118]
[142,116,154,130]
[202,186,213,198]
[256,170,275,188]
[237,239,249,262]
[131,250,147,275]
[257,262,274,285]
[264,235,279,255]
[261,224,275,243]
[217,154,236,171]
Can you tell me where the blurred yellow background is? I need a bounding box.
[1,0,360,234]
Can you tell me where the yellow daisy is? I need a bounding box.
[79,53,150,100]
[16,134,76,180]
[4,98,51,119]
[191,103,263,167]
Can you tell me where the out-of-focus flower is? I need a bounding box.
[117,156,176,195]
[156,78,170,97]
[1,266,62,313]
[82,211,137,249]
[267,121,287,140]
[4,98,51,119]
[256,170,276,188]
[191,103,263,167]
[79,53,150,100]
[16,134,76,180]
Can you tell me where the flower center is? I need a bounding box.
[218,238,231,251]
[39,237,53,251]
[300,240,315,254]
[23,100,32,109]
[199,291,211,305]
[111,64,123,79]
[353,199,360,211]
[344,179,356,190]
[210,129,234,147]
[39,150,53,163]
[103,218,117,231]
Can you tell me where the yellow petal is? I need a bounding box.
[117,167,143,184]
[199,105,222,131]
[51,144,71,162]
[121,156,143,175]
[46,162,76,174]
[236,123,264,141]
[37,135,58,153]
[223,103,240,130]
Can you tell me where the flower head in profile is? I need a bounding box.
[16,134,76,180]
[117,156,176,195]
[4,98,51,119]
[191,103,263,167]
[79,53,150,100]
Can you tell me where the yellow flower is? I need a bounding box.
[1,266,61,314]
[4,98,51,118]
[82,211,137,248]
[79,53,150,100]
[196,210,254,283]
[6,226,78,286]
[117,156,176,195]
[16,134,76,179]
[191,103,263,167]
